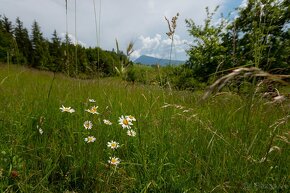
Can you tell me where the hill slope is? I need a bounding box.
[134,55,185,66]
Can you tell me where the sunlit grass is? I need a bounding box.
[0,64,289,192]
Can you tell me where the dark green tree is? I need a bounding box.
[0,15,3,31]
[61,34,75,75]
[14,17,32,64]
[49,30,62,71]
[2,15,13,34]
[31,20,50,68]
[0,15,15,63]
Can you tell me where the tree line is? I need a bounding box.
[0,15,129,77]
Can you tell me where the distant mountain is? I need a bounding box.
[134,55,185,66]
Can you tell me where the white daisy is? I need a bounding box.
[108,157,120,166]
[89,99,96,103]
[60,105,75,113]
[107,140,119,150]
[84,136,96,143]
[118,115,133,129]
[83,120,93,130]
[126,115,136,122]
[85,106,100,114]
[103,119,112,125]
[127,129,136,137]
[37,125,43,135]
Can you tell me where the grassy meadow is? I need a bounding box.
[0,64,289,192]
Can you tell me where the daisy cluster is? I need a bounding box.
[83,100,100,143]
[107,140,120,166]
[59,99,138,167]
[59,101,100,144]
[118,115,137,137]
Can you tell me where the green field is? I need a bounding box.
[0,64,289,192]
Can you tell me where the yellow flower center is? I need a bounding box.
[123,119,129,125]
[111,158,117,164]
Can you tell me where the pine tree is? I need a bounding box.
[0,15,3,32]
[2,15,13,34]
[14,17,32,64]
[31,20,49,68]
[0,15,15,63]
[62,33,73,75]
[49,30,62,71]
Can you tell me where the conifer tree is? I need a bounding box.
[31,20,50,68]
[14,17,32,64]
[2,15,12,34]
[49,30,62,71]
[0,15,15,63]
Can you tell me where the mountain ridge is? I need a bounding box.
[134,55,185,66]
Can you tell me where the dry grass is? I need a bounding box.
[203,67,290,100]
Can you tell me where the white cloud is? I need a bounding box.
[131,33,190,61]
[139,34,162,50]
[60,33,86,47]
[0,0,243,61]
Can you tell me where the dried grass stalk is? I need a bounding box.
[203,67,290,100]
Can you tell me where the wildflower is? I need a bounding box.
[89,99,96,103]
[84,136,96,143]
[60,105,75,113]
[127,129,136,137]
[103,119,112,125]
[118,115,133,129]
[108,157,120,166]
[83,120,93,130]
[85,106,100,114]
[126,115,136,122]
[107,140,119,150]
[37,125,43,135]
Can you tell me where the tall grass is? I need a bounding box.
[0,64,289,192]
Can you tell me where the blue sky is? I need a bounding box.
[0,0,244,61]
